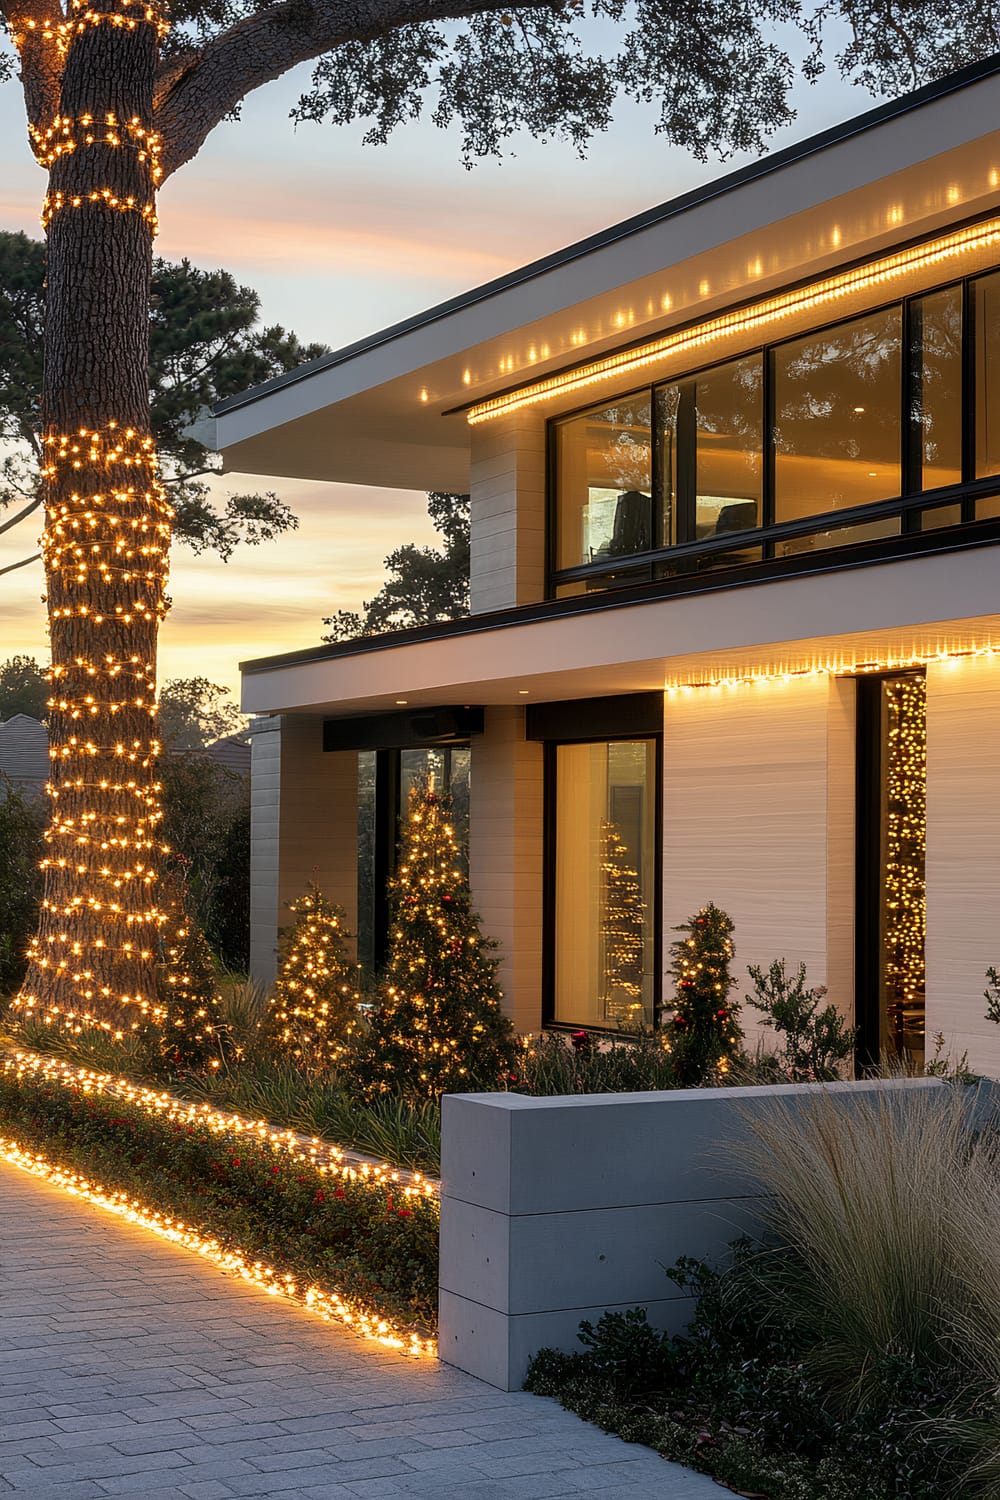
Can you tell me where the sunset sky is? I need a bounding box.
[0,28,880,700]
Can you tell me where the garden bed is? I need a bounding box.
[0,1049,439,1353]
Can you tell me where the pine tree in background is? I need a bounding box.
[664,902,742,1083]
[599,818,647,1027]
[351,778,518,1101]
[265,885,359,1075]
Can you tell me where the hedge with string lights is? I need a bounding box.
[0,1057,438,1342]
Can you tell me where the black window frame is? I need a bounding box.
[548,265,1000,597]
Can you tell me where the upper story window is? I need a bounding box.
[551,269,1000,595]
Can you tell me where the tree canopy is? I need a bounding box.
[158,677,247,751]
[0,654,48,721]
[323,491,470,640]
[0,231,328,565]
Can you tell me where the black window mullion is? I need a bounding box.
[762,348,776,555]
[676,380,697,544]
[963,277,977,519]
[902,297,922,529]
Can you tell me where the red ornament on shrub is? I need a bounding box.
[571,1029,591,1052]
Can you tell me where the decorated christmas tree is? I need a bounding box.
[157,872,226,1074]
[351,777,518,1101]
[265,885,359,1075]
[599,819,647,1026]
[664,902,741,1083]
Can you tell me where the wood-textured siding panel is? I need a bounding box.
[663,678,850,1042]
[926,659,1000,1078]
[470,706,544,1033]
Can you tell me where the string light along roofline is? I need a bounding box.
[662,641,1000,695]
[466,216,1000,425]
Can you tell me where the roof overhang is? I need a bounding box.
[214,58,1000,494]
[240,541,1000,718]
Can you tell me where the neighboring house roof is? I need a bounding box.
[212,54,1000,491]
[0,714,49,792]
[205,734,251,776]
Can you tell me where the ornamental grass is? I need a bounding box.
[730,1080,1000,1495]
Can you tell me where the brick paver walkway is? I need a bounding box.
[0,1162,721,1499]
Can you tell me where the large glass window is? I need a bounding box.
[552,739,656,1028]
[773,306,902,522]
[554,397,652,571]
[975,270,1000,478]
[550,270,1000,594]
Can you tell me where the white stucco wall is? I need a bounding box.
[249,715,358,986]
[468,706,544,1034]
[926,658,1000,1077]
[662,676,856,1041]
[469,411,546,614]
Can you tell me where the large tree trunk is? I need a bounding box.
[14,0,170,1038]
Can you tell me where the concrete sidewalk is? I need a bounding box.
[0,1161,721,1499]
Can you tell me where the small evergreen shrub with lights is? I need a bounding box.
[351,777,518,1101]
[265,885,360,1075]
[663,902,741,1084]
[158,882,228,1075]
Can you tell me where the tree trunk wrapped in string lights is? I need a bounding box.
[11,0,178,1041]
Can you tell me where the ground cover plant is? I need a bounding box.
[527,1081,1000,1499]
[0,1051,439,1344]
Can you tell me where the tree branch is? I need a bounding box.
[0,494,41,537]
[1,0,67,142]
[0,551,41,577]
[155,0,560,178]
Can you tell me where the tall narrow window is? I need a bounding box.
[857,673,926,1069]
[554,398,652,570]
[552,739,657,1027]
[773,307,902,522]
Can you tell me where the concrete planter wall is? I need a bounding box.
[438,1078,940,1391]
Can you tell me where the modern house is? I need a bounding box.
[213,56,1000,1078]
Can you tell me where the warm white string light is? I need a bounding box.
[467,217,1000,424]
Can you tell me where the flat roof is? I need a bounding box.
[214,55,1000,492]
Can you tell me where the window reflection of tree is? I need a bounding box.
[694,356,763,472]
[773,310,902,466]
[912,289,962,477]
[594,403,652,492]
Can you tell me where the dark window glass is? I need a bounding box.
[656,356,762,546]
[773,307,902,521]
[776,515,900,559]
[977,494,1000,520]
[356,750,377,978]
[555,398,652,570]
[975,271,1000,478]
[655,383,680,546]
[910,285,962,492]
[919,503,963,531]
